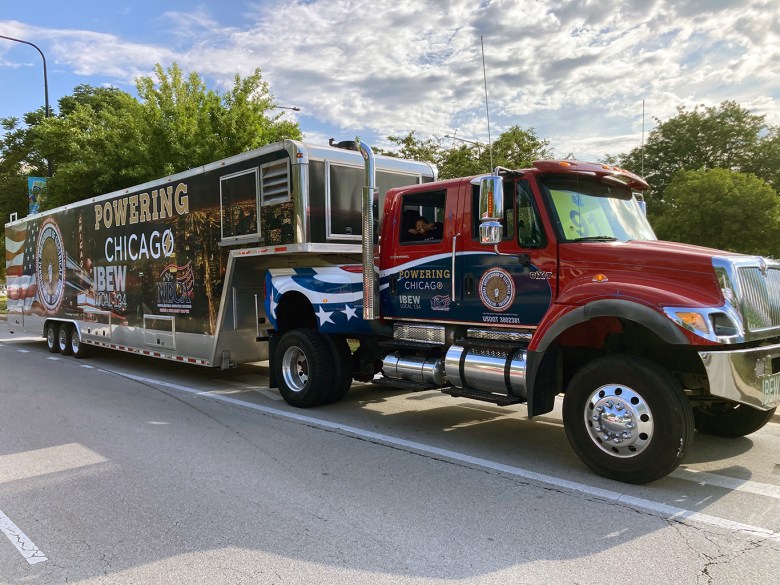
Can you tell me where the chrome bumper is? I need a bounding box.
[699,345,780,410]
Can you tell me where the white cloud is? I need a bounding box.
[2,0,779,161]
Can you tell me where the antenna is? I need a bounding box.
[641,99,645,176]
[481,36,494,171]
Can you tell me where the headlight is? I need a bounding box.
[663,307,743,343]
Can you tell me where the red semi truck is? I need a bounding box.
[6,138,779,483]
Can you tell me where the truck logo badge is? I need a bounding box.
[759,258,768,278]
[35,218,67,314]
[478,268,515,312]
[431,295,451,311]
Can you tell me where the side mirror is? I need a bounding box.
[477,176,504,245]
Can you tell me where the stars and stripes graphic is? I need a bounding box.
[5,222,39,314]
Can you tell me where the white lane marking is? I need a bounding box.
[16,350,30,353]
[46,357,60,361]
[671,468,780,499]
[111,370,780,541]
[0,510,47,565]
[81,364,95,369]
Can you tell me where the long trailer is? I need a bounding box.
[4,139,435,365]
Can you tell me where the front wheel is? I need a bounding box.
[275,329,334,408]
[562,355,694,484]
[693,401,776,437]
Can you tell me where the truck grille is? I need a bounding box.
[737,265,780,331]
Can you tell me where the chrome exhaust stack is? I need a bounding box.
[356,137,378,320]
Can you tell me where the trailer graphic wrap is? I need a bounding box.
[266,267,374,334]
[6,177,231,336]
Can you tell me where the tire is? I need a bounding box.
[275,329,334,408]
[70,327,90,359]
[58,324,73,356]
[693,401,776,438]
[323,335,353,404]
[46,322,60,353]
[562,355,694,484]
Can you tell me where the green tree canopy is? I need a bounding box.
[652,168,780,257]
[615,101,772,209]
[382,125,552,179]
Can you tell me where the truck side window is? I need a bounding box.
[517,180,545,248]
[400,190,445,244]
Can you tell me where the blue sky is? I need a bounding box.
[2,0,779,163]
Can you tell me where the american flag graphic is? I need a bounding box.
[5,221,39,314]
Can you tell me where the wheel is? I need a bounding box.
[46,322,60,353]
[58,324,73,356]
[70,327,90,359]
[562,355,694,484]
[323,335,353,404]
[275,329,334,408]
[693,401,776,437]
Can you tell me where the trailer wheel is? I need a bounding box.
[58,324,74,356]
[275,329,334,408]
[70,327,90,359]
[324,335,353,404]
[693,402,776,438]
[562,355,693,484]
[46,322,60,353]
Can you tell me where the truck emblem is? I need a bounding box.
[759,258,768,277]
[478,267,515,312]
[35,218,67,314]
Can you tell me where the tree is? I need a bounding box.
[614,101,770,214]
[652,168,780,257]
[28,63,301,211]
[382,125,552,179]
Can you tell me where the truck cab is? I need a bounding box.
[266,152,780,484]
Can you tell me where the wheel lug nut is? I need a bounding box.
[606,400,614,408]
[626,422,635,429]
[615,403,624,411]
[613,437,623,444]
[622,431,632,438]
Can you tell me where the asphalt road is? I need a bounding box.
[1,321,779,584]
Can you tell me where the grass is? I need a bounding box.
[0,294,6,314]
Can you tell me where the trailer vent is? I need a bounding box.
[261,161,291,205]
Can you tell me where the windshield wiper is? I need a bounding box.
[571,235,618,242]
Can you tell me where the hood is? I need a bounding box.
[556,239,751,308]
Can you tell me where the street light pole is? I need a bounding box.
[0,34,52,176]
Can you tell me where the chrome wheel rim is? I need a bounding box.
[58,327,68,350]
[71,334,80,354]
[281,346,308,393]
[47,327,56,347]
[584,384,654,458]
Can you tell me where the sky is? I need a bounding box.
[1,0,779,163]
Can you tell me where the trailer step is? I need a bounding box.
[442,386,524,406]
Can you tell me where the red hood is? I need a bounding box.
[556,239,749,307]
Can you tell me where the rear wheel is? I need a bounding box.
[275,329,334,408]
[58,324,73,356]
[693,401,776,437]
[323,335,353,404]
[562,355,694,484]
[46,322,60,353]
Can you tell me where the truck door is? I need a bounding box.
[454,178,556,327]
[381,187,457,321]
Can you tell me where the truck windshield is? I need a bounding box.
[539,175,656,242]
